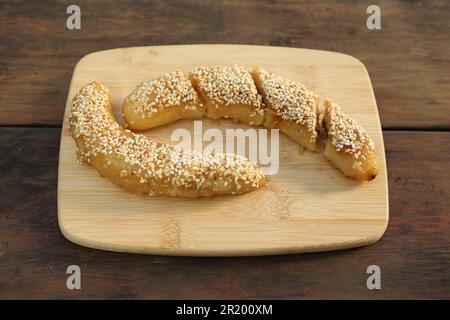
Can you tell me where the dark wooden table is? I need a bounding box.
[1,0,449,299]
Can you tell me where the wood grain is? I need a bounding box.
[0,0,449,129]
[0,128,448,299]
[58,45,388,256]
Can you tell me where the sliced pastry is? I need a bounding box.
[189,65,265,126]
[122,71,205,130]
[252,68,320,152]
[322,99,378,181]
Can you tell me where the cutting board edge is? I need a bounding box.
[58,216,388,257]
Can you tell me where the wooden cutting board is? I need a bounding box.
[58,45,388,256]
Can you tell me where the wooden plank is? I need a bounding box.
[0,128,448,298]
[0,0,449,128]
[57,45,388,256]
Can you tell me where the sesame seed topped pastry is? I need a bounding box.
[122,71,205,130]
[252,68,320,152]
[189,65,265,126]
[322,100,378,181]
[69,82,265,198]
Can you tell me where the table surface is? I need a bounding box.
[0,0,449,299]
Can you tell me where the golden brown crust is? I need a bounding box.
[190,65,265,125]
[122,71,205,130]
[69,82,265,198]
[252,68,320,152]
[322,99,378,181]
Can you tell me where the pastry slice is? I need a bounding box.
[323,99,378,181]
[252,68,320,152]
[122,71,205,130]
[189,65,265,125]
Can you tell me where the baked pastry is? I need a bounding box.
[68,82,265,198]
[190,66,265,125]
[252,68,320,152]
[322,100,378,181]
[122,71,205,130]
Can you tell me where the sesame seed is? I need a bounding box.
[119,169,127,177]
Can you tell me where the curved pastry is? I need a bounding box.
[323,100,378,181]
[190,66,265,125]
[252,68,320,152]
[68,82,265,198]
[122,71,205,131]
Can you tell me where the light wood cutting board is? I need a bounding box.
[58,45,389,256]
